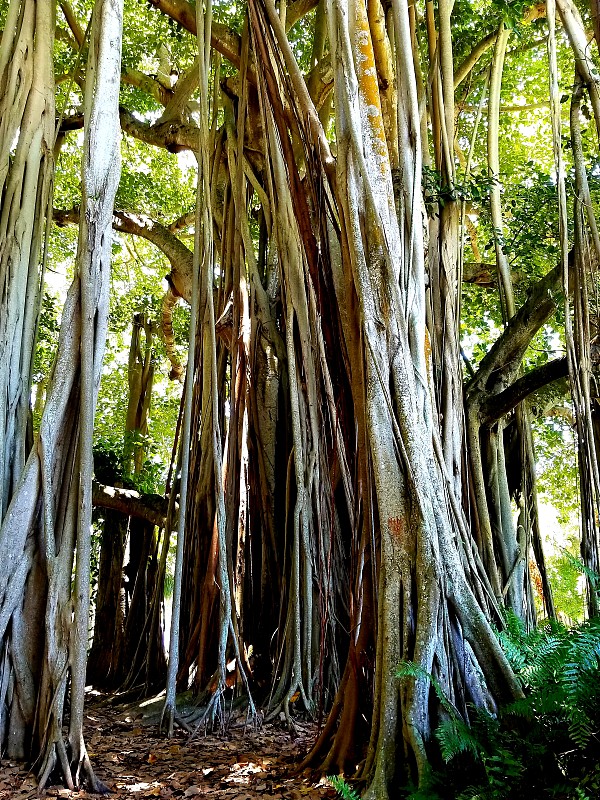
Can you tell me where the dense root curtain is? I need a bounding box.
[0,0,55,521]
[0,0,123,788]
[232,0,524,792]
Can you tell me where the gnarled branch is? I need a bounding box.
[479,357,568,425]
[54,206,193,301]
[467,262,563,401]
[92,481,170,527]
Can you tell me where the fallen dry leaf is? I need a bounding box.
[5,695,336,800]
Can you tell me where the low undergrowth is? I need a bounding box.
[330,610,600,800]
[408,611,600,800]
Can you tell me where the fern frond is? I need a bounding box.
[563,552,600,590]
[503,696,534,719]
[328,775,361,800]
[566,707,593,748]
[522,635,563,687]
[435,717,481,762]
[497,632,527,673]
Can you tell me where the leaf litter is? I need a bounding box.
[0,696,338,800]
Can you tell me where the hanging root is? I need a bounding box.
[161,287,184,381]
[37,736,110,794]
[187,686,227,740]
[160,700,195,736]
[79,751,110,794]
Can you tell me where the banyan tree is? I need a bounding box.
[1,0,600,796]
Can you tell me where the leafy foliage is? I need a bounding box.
[32,291,61,384]
[545,541,586,623]
[422,166,498,214]
[328,775,361,800]
[401,609,600,799]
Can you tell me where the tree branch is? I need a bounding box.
[454,5,547,89]
[92,481,169,527]
[121,68,174,107]
[479,357,568,425]
[147,0,242,68]
[463,261,525,287]
[467,261,564,401]
[285,0,319,28]
[59,107,201,152]
[54,207,193,301]
[119,106,199,152]
[59,0,85,47]
[454,32,496,89]
[147,0,317,68]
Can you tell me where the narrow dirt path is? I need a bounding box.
[0,700,338,800]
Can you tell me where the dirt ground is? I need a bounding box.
[0,696,339,800]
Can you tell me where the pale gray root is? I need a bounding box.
[161,0,218,731]
[561,62,600,615]
[68,0,123,787]
[427,0,464,499]
[0,0,55,520]
[256,91,325,720]
[487,23,514,320]
[165,0,256,731]
[556,0,600,140]
[162,137,199,739]
[0,0,57,769]
[1,0,122,788]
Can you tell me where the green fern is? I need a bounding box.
[328,775,362,800]
[564,552,600,592]
[500,613,600,752]
[435,717,481,762]
[411,604,600,799]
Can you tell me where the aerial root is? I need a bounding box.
[184,686,261,741]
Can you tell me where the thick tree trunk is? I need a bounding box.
[0,0,55,759]
[0,0,123,787]
[322,0,522,792]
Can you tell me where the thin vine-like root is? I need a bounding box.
[161,287,185,380]
[38,743,61,791]
[78,751,110,794]
[174,714,194,734]
[187,687,226,740]
[241,705,264,733]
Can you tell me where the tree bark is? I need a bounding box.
[0,0,123,787]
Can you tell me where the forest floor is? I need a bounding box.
[0,694,338,800]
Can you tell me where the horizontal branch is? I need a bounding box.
[459,101,550,114]
[59,107,201,152]
[119,106,199,152]
[54,207,193,301]
[92,481,169,527]
[467,261,564,402]
[479,357,568,425]
[463,261,525,287]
